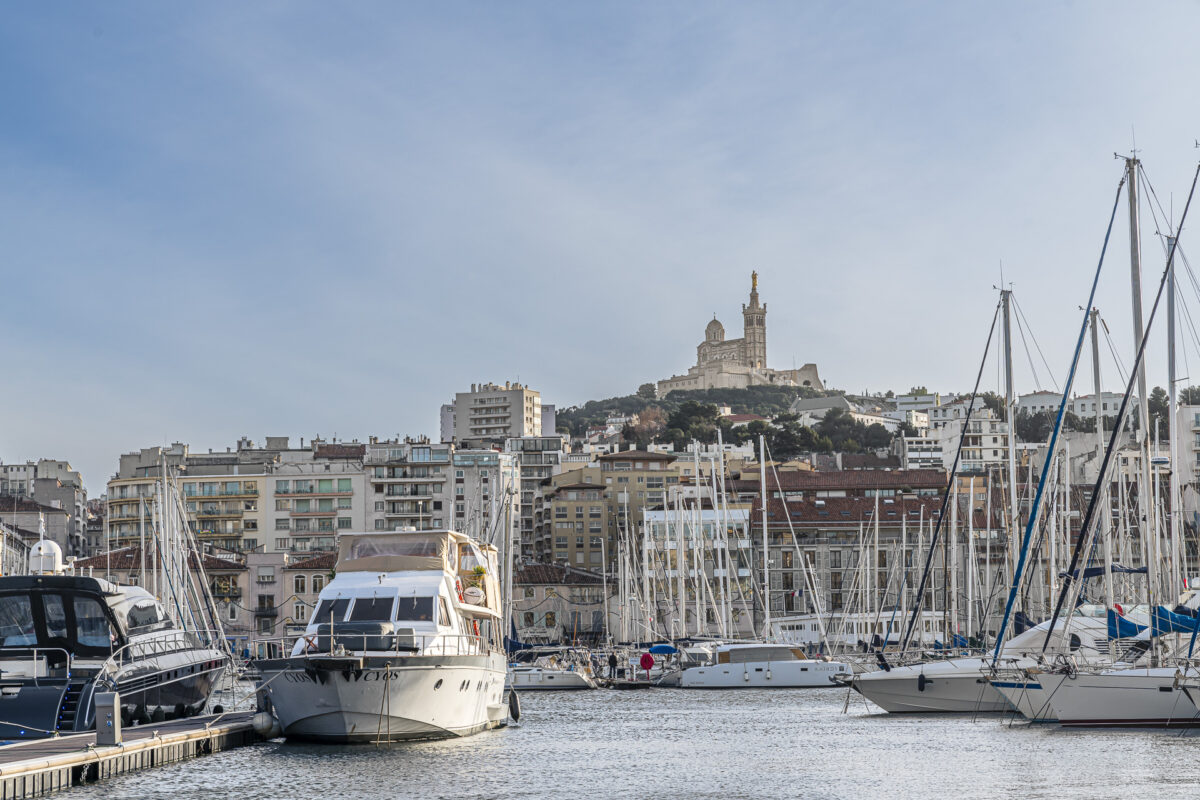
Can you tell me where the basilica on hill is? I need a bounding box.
[655,272,823,397]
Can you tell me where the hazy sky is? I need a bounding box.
[5,2,1200,493]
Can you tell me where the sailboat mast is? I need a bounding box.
[759,435,770,640]
[1001,289,1019,583]
[1167,235,1183,595]
[1091,308,1116,656]
[1125,155,1158,612]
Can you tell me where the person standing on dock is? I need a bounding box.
[607,652,618,679]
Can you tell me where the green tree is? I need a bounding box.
[1180,386,1200,405]
[636,383,657,400]
[1015,409,1053,443]
[1148,386,1170,441]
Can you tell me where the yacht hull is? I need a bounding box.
[507,667,597,690]
[1041,669,1200,727]
[258,653,507,742]
[851,663,1010,713]
[988,677,1056,721]
[680,659,848,688]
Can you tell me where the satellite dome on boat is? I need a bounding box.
[29,540,64,575]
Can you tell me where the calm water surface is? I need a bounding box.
[70,686,1200,800]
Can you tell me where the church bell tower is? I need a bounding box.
[741,271,766,368]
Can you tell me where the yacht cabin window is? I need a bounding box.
[313,598,351,623]
[0,596,33,645]
[349,597,395,622]
[396,597,435,622]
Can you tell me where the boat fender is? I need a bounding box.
[765,671,772,680]
[508,690,521,722]
[253,711,282,739]
[917,673,929,692]
[743,671,750,682]
[456,578,465,602]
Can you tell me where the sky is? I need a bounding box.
[5,1,1200,494]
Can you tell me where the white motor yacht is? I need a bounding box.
[255,529,509,742]
[508,648,598,690]
[680,643,849,688]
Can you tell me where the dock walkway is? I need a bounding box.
[0,712,258,799]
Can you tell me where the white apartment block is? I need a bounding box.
[446,381,542,444]
[893,392,954,416]
[902,408,1010,473]
[1018,390,1132,418]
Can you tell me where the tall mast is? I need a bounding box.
[759,435,770,639]
[1167,235,1183,595]
[1091,308,1115,656]
[1125,155,1158,609]
[1001,290,1019,592]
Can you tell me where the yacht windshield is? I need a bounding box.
[313,598,351,624]
[349,597,395,622]
[0,596,33,646]
[0,592,115,656]
[74,597,111,648]
[396,597,435,622]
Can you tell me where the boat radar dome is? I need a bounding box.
[29,540,66,575]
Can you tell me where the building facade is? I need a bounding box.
[441,382,543,444]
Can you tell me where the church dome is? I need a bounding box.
[705,317,725,342]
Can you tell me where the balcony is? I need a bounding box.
[210,587,243,599]
[253,606,278,617]
[196,509,242,518]
[289,509,338,517]
[185,488,259,498]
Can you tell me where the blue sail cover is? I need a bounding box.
[1059,563,1147,580]
[1151,605,1199,637]
[1107,608,1146,640]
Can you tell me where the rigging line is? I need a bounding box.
[1042,161,1200,654]
[994,171,1127,663]
[898,297,1002,652]
[1012,293,1062,392]
[1011,301,1044,389]
[1099,314,1130,386]
[1174,282,1200,377]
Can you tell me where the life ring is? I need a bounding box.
[1113,603,1124,616]
[472,620,480,637]
[455,578,465,602]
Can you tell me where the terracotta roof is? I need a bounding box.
[287,553,336,571]
[730,468,947,492]
[74,546,244,572]
[754,495,946,526]
[514,564,603,586]
[314,443,366,459]
[0,497,70,515]
[724,413,767,423]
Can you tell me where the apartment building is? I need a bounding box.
[106,438,368,556]
[442,381,542,445]
[533,449,683,569]
[0,459,88,554]
[505,436,568,560]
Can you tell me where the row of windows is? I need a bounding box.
[276,479,354,493]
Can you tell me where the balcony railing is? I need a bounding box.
[254,606,278,617]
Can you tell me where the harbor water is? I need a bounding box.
[68,687,1200,800]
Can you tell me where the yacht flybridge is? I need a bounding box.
[0,541,228,738]
[254,529,510,742]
